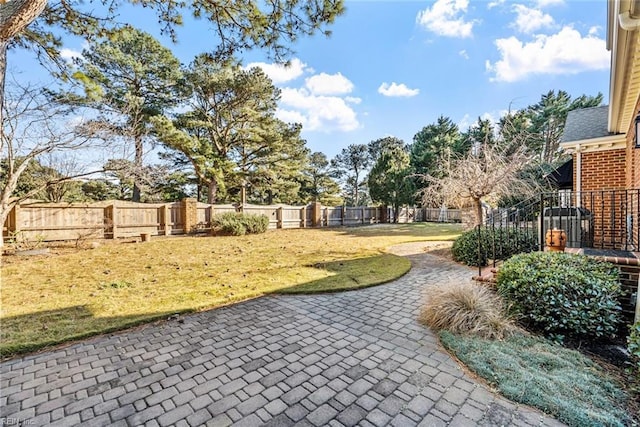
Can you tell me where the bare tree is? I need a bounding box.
[0,77,102,247]
[420,143,536,227]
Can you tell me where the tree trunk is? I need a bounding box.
[207,179,217,204]
[473,197,483,227]
[132,133,143,202]
[0,39,7,130]
[0,201,10,248]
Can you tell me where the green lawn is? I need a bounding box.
[1,223,462,357]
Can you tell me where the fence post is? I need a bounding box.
[301,206,306,228]
[160,204,171,236]
[104,203,116,239]
[341,206,345,226]
[182,198,198,234]
[311,202,322,227]
[361,206,365,224]
[277,207,283,229]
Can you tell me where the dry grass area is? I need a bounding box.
[1,223,462,357]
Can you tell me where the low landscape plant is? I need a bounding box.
[496,252,622,340]
[211,212,269,236]
[440,331,631,427]
[451,227,537,267]
[419,282,517,339]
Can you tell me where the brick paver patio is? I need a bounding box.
[0,242,565,426]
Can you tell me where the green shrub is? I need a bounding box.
[497,252,622,339]
[452,227,538,267]
[211,213,269,236]
[244,213,269,234]
[629,321,640,371]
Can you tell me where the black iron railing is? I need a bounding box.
[477,189,640,274]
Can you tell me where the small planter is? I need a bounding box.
[545,229,567,252]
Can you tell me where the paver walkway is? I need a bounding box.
[0,242,565,427]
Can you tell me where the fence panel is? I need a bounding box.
[14,203,106,241]
[4,200,436,243]
[112,202,164,238]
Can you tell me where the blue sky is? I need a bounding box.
[11,0,610,160]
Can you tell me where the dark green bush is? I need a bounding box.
[452,227,538,267]
[629,321,640,371]
[211,213,269,236]
[497,252,622,339]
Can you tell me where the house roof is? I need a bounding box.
[561,106,612,143]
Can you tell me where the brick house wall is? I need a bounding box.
[572,149,628,249]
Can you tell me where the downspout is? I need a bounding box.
[575,149,582,208]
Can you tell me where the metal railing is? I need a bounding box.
[477,189,640,274]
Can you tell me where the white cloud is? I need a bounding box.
[416,0,475,38]
[536,0,564,7]
[511,4,554,34]
[304,72,354,95]
[487,0,506,9]
[459,49,469,59]
[60,48,82,63]
[486,26,609,82]
[278,88,359,132]
[345,96,362,105]
[378,82,420,97]
[244,58,309,84]
[589,26,601,36]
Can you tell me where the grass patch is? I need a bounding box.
[275,254,411,294]
[440,331,632,427]
[1,223,461,357]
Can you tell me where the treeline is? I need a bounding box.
[3,26,602,214]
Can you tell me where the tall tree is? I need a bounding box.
[154,58,305,204]
[232,120,309,204]
[421,143,535,226]
[368,136,405,163]
[299,152,342,205]
[410,116,464,177]
[1,0,345,126]
[368,145,415,222]
[64,26,183,201]
[527,90,602,162]
[331,144,371,206]
[0,79,99,246]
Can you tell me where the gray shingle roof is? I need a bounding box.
[561,105,611,142]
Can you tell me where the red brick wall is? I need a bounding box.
[579,149,626,191]
[573,149,627,249]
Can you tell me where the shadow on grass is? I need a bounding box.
[0,305,189,359]
[2,253,413,358]
[273,253,411,295]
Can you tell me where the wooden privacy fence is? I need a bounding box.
[3,199,462,243]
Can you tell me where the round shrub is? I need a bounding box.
[211,213,269,236]
[452,227,538,267]
[496,252,622,339]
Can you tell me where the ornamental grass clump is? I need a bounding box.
[419,281,518,339]
[497,252,622,340]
